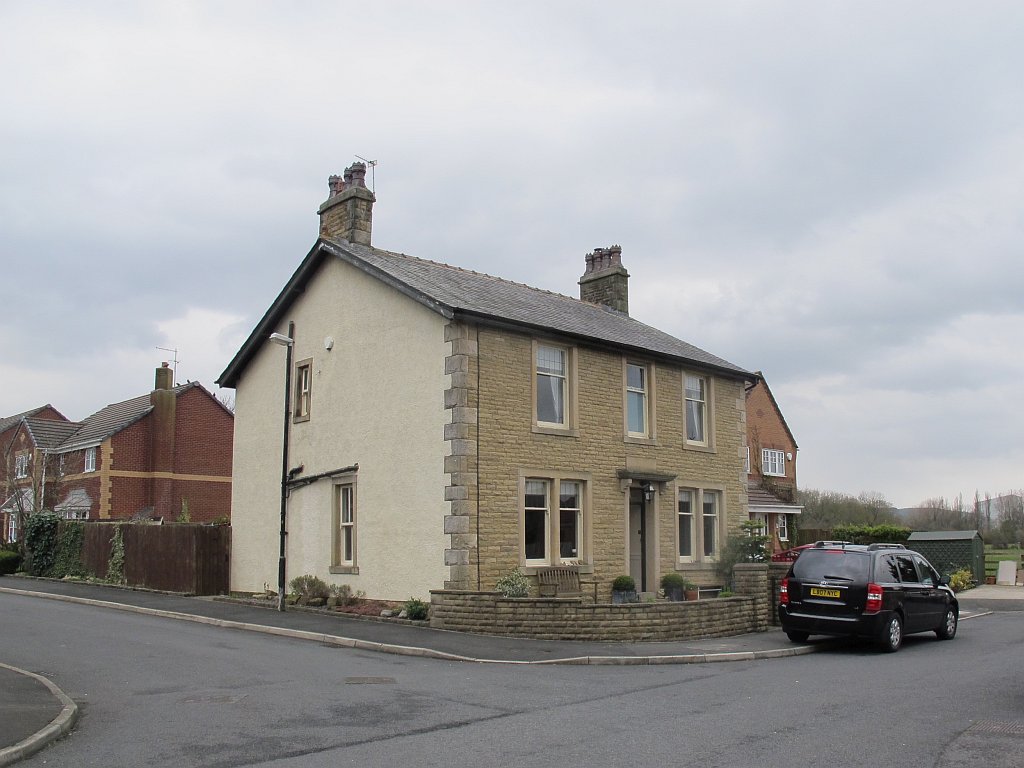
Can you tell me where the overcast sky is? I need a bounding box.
[3,2,1023,508]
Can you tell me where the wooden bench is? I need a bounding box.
[536,565,583,598]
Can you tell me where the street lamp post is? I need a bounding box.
[269,324,294,612]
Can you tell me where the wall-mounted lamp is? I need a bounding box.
[643,482,655,503]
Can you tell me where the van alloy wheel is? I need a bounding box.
[936,608,957,640]
[879,614,903,652]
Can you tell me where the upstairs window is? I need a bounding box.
[535,344,568,427]
[84,447,97,473]
[14,454,29,479]
[685,374,708,445]
[762,449,785,477]
[294,359,312,421]
[626,363,649,437]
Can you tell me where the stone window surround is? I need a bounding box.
[517,469,593,572]
[623,358,657,444]
[329,472,358,575]
[293,357,313,423]
[531,339,580,437]
[683,371,716,452]
[675,481,727,567]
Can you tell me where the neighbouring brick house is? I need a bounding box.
[219,162,756,602]
[1,365,233,541]
[745,374,802,553]
[1,405,74,542]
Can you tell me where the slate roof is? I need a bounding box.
[219,238,753,388]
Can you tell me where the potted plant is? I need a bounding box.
[684,580,700,601]
[611,574,638,604]
[660,572,687,601]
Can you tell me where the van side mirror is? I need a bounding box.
[938,574,951,587]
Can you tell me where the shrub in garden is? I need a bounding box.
[0,549,21,575]
[23,512,60,576]
[403,597,429,620]
[948,568,973,593]
[612,574,636,592]
[331,583,365,606]
[494,569,530,597]
[289,574,332,601]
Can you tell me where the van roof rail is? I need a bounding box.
[866,543,906,550]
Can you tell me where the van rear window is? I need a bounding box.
[791,550,870,581]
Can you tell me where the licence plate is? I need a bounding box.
[810,587,840,598]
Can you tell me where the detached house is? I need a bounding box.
[1,365,233,541]
[745,374,802,553]
[1,405,74,542]
[219,162,755,602]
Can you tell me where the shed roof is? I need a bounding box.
[907,530,982,541]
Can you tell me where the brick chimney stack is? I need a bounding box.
[150,363,177,516]
[318,161,375,245]
[579,245,629,314]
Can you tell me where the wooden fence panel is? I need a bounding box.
[76,522,230,595]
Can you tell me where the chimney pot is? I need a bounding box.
[579,244,630,314]
[318,159,376,245]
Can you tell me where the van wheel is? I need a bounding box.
[878,614,903,652]
[786,630,810,643]
[936,608,957,640]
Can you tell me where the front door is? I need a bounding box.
[628,487,653,592]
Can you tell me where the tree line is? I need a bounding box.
[796,488,1023,547]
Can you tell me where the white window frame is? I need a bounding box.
[7,514,16,543]
[523,479,551,565]
[522,473,590,566]
[625,362,649,437]
[332,481,357,571]
[558,480,582,562]
[776,514,789,542]
[762,448,785,477]
[678,485,724,563]
[535,343,570,429]
[14,454,29,479]
[677,489,695,563]
[294,359,312,422]
[84,447,96,473]
[684,374,709,447]
[702,490,720,560]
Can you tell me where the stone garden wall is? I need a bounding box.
[430,564,776,642]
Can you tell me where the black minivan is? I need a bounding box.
[778,543,958,652]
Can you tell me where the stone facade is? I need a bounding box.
[443,321,749,595]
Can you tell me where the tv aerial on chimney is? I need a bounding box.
[156,346,179,385]
[355,155,377,192]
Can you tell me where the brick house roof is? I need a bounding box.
[23,417,82,450]
[0,405,63,434]
[219,238,753,389]
[55,383,199,452]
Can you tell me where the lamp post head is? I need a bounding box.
[269,332,294,347]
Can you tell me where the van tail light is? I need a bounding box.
[780,578,790,606]
[865,583,883,614]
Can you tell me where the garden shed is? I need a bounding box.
[906,530,985,584]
